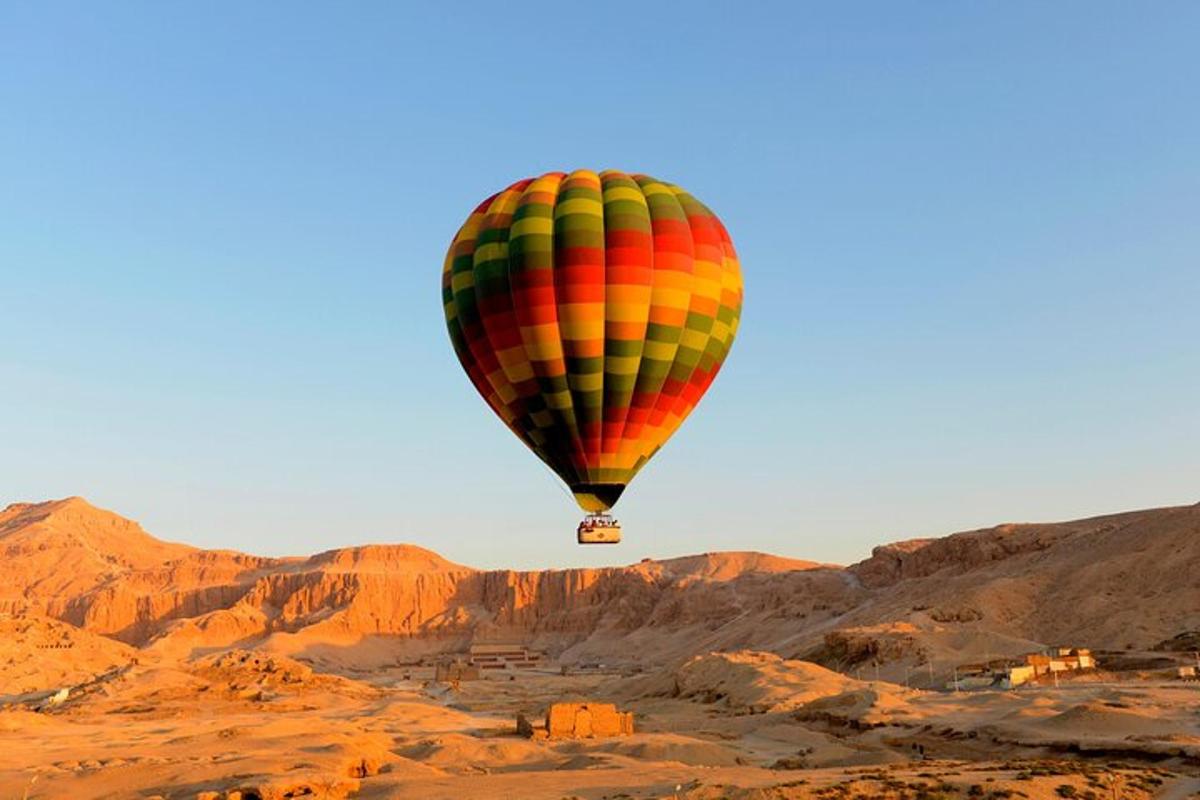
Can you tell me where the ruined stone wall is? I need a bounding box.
[544,702,633,738]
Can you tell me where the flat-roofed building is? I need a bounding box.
[999,665,1038,688]
[468,642,545,670]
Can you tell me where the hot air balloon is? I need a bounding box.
[441,169,743,543]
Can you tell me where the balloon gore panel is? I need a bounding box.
[442,169,743,512]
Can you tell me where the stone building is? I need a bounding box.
[518,702,634,739]
[546,702,634,738]
[468,643,544,671]
[434,660,480,682]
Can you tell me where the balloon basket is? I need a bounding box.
[576,512,621,545]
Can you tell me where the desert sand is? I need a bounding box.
[1,497,1198,799]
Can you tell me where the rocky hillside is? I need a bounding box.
[2,497,1197,673]
[0,497,195,605]
[844,505,1200,648]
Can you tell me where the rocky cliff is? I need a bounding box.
[3,497,1198,671]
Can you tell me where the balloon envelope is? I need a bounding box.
[442,169,743,512]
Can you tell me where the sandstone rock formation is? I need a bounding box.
[0,497,193,608]
[2,496,1198,676]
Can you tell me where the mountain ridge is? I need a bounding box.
[2,496,1197,675]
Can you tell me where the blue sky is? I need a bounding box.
[2,2,1197,570]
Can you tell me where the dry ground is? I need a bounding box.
[1,651,1198,800]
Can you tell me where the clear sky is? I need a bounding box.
[2,2,1197,570]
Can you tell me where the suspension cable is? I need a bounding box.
[537,459,576,504]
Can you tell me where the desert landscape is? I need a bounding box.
[0,497,1198,799]
[9,2,1197,797]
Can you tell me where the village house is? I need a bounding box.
[957,647,1096,690]
[1047,647,1096,670]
